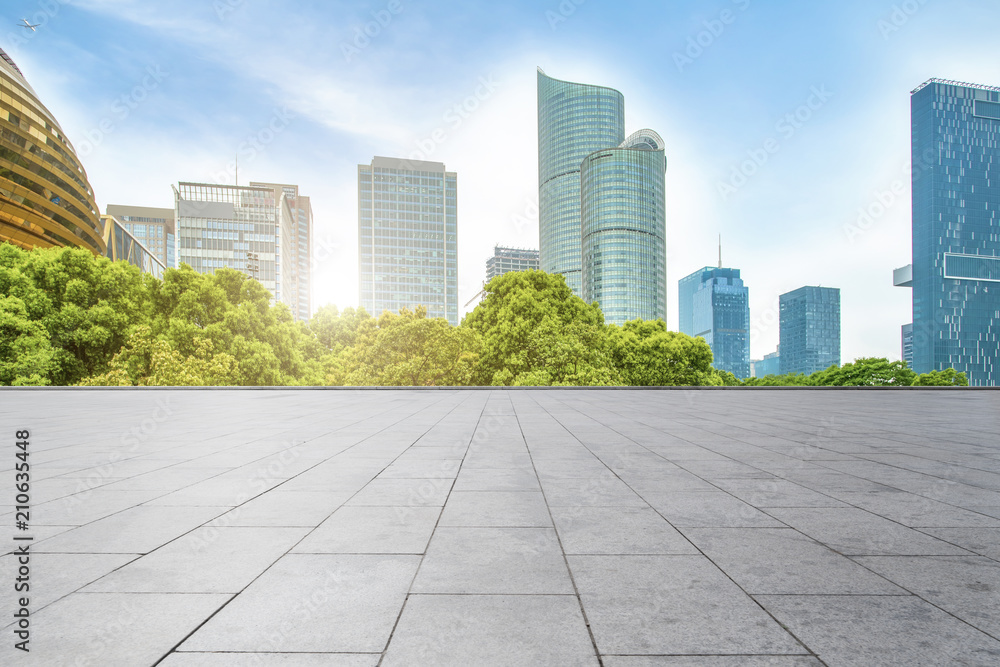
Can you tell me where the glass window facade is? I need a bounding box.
[358,157,458,325]
[101,214,166,279]
[779,286,841,376]
[581,143,667,325]
[537,69,624,297]
[911,79,1000,386]
[486,246,539,282]
[106,205,175,270]
[678,267,751,378]
[250,183,313,321]
[0,47,102,254]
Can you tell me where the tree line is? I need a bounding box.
[0,244,967,387]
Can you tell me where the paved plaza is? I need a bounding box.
[1,388,999,666]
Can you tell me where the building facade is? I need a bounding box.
[0,47,102,254]
[358,156,458,325]
[779,286,841,375]
[901,323,914,368]
[581,130,667,325]
[251,182,313,321]
[486,246,539,283]
[678,267,751,378]
[537,68,624,297]
[174,182,284,306]
[106,205,175,269]
[100,214,166,279]
[753,349,781,378]
[909,79,1000,386]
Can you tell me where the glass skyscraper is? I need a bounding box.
[358,156,458,325]
[581,130,667,324]
[779,286,841,375]
[537,69,667,323]
[106,205,175,270]
[537,68,624,297]
[678,267,750,378]
[909,79,1000,386]
[252,183,314,322]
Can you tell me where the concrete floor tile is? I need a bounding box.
[412,526,573,594]
[569,554,805,655]
[293,506,440,554]
[452,467,541,491]
[541,476,647,507]
[212,490,352,526]
[162,653,380,666]
[644,491,786,527]
[382,595,599,666]
[439,490,551,527]
[180,554,420,653]
[602,658,823,666]
[346,477,452,506]
[0,553,137,615]
[919,527,1000,560]
[551,506,698,554]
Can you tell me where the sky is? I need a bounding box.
[4,0,999,363]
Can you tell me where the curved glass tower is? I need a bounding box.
[537,68,624,296]
[581,129,667,324]
[0,47,102,254]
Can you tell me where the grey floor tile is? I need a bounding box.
[835,490,1000,528]
[439,490,551,527]
[212,490,352,527]
[854,555,1000,637]
[452,467,541,491]
[34,505,227,553]
[0,553,138,615]
[83,526,308,593]
[711,478,847,508]
[0,592,229,665]
[378,459,462,479]
[162,654,380,666]
[346,477,452,507]
[293,506,441,554]
[412,526,574,594]
[758,594,1000,666]
[569,555,806,655]
[919,527,1000,560]
[542,476,647,507]
[683,528,906,594]
[644,491,786,527]
[766,507,973,556]
[382,595,599,666]
[180,554,420,653]
[551,506,698,554]
[602,658,823,666]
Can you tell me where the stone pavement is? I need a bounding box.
[1,388,999,666]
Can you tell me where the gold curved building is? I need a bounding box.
[0,47,103,254]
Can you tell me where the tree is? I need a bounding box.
[607,320,720,386]
[741,373,814,386]
[912,368,969,386]
[0,294,56,385]
[463,270,618,386]
[813,358,917,387]
[341,307,480,386]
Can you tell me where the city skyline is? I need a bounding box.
[7,1,1000,363]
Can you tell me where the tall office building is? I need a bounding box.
[582,130,667,324]
[100,214,166,279]
[486,246,539,282]
[251,182,313,321]
[537,68,624,297]
[901,323,914,369]
[358,157,458,325]
[174,182,285,307]
[753,349,781,378]
[779,286,841,375]
[0,47,102,254]
[678,266,751,378]
[538,69,666,322]
[906,79,1000,386]
[106,205,175,269]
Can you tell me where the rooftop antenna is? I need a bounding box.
[718,234,723,269]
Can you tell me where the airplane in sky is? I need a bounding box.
[18,19,40,31]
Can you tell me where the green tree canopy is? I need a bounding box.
[608,319,721,386]
[912,368,969,386]
[812,357,917,387]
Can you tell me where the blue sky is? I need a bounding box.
[5,0,999,362]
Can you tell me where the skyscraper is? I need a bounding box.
[907,79,1000,386]
[779,286,841,375]
[0,47,102,254]
[358,157,458,325]
[486,246,539,282]
[100,214,166,278]
[678,266,751,378]
[537,68,624,297]
[581,130,667,324]
[174,182,285,307]
[251,182,313,321]
[106,205,175,269]
[537,68,667,323]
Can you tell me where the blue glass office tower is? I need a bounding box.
[779,286,841,375]
[678,267,750,378]
[538,69,624,297]
[910,79,1000,386]
[358,157,458,325]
